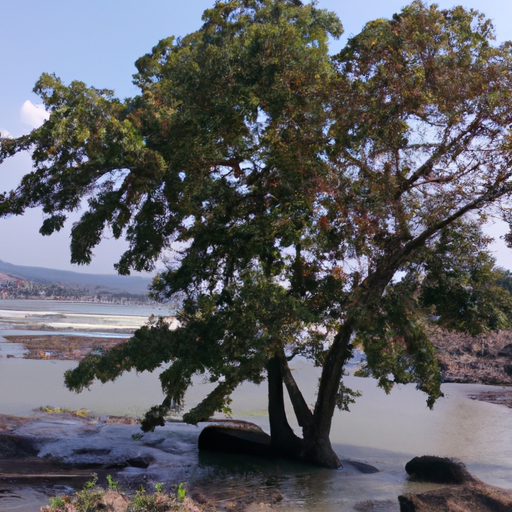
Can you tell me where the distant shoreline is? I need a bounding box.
[0,297,154,305]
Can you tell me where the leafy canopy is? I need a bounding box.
[2,0,512,433]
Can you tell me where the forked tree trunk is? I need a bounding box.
[266,310,367,468]
[267,355,342,468]
[266,267,398,468]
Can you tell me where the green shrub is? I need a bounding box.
[48,496,67,510]
[107,474,119,491]
[176,482,186,501]
[74,474,104,512]
[129,485,158,512]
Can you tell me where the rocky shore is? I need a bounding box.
[432,329,512,385]
[0,413,377,512]
[0,413,281,512]
[398,456,512,511]
[3,330,512,511]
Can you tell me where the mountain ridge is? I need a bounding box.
[0,259,153,295]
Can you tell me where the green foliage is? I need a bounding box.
[420,227,512,335]
[48,496,67,510]
[495,267,512,295]
[106,474,119,491]
[335,383,362,412]
[84,473,98,489]
[44,484,207,512]
[175,483,186,501]
[130,485,158,512]
[74,474,104,512]
[4,0,512,464]
[36,406,88,416]
[354,277,444,407]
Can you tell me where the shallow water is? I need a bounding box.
[2,357,512,508]
[0,299,160,316]
[1,300,512,510]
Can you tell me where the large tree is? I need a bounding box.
[2,0,512,468]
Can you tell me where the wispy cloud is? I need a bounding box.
[20,100,49,128]
[0,129,11,138]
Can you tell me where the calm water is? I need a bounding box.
[0,299,161,316]
[0,299,169,332]
[1,300,512,510]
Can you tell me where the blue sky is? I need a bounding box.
[1,0,512,274]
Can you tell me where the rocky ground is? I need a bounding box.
[398,456,512,512]
[0,413,287,512]
[430,329,512,411]
[0,412,391,512]
[432,329,512,385]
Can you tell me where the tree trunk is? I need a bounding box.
[267,356,303,456]
[312,319,355,456]
[267,355,342,468]
[267,261,430,468]
[302,431,342,468]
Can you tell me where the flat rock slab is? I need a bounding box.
[341,459,379,474]
[399,482,512,511]
[0,456,93,484]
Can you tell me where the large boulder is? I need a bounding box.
[404,456,473,484]
[399,456,512,512]
[198,423,276,458]
[198,423,381,474]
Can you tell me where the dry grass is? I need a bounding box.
[431,329,512,385]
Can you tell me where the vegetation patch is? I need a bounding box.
[4,335,129,360]
[41,474,215,512]
[35,406,90,417]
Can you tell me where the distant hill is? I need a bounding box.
[0,259,153,295]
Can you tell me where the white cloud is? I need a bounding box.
[0,128,11,138]
[20,100,49,128]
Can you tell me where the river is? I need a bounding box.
[1,299,511,510]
